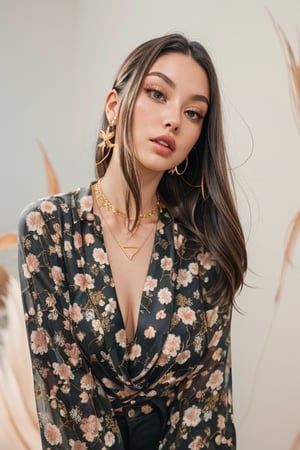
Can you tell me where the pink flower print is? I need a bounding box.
[70,303,83,323]
[183,405,202,427]
[79,392,89,403]
[46,295,56,306]
[162,333,181,357]
[143,276,158,292]
[141,404,154,414]
[217,414,226,431]
[40,200,57,214]
[25,253,40,273]
[212,348,222,361]
[101,377,120,389]
[26,211,45,235]
[80,373,95,391]
[170,411,180,429]
[44,423,63,446]
[64,343,81,366]
[51,265,65,285]
[84,233,95,246]
[198,251,214,270]
[92,319,103,334]
[157,353,169,366]
[117,386,137,399]
[105,298,117,314]
[160,256,173,271]
[174,230,184,250]
[176,350,191,365]
[69,439,88,450]
[104,432,116,447]
[193,289,200,299]
[152,252,159,260]
[129,344,142,360]
[74,232,83,249]
[188,436,205,449]
[206,369,224,390]
[80,195,93,211]
[144,326,156,339]
[53,362,73,381]
[76,257,85,268]
[115,329,127,348]
[177,306,196,326]
[64,240,73,253]
[188,262,199,275]
[80,415,102,442]
[93,247,108,265]
[30,329,48,354]
[156,309,166,320]
[158,287,172,304]
[177,269,192,287]
[52,222,62,235]
[215,435,229,446]
[74,273,95,291]
[208,330,223,348]
[206,307,218,327]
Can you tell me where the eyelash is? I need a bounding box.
[144,87,204,121]
[144,88,165,101]
[185,110,203,121]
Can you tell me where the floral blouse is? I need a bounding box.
[18,184,236,449]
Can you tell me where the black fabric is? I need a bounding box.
[114,399,169,450]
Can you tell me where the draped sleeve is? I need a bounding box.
[18,196,122,450]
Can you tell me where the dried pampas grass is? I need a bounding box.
[0,144,59,450]
[268,11,300,302]
[0,144,60,252]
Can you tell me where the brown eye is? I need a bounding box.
[185,110,203,121]
[144,88,165,101]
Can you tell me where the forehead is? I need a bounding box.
[146,53,209,97]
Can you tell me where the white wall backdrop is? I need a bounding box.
[1,1,300,449]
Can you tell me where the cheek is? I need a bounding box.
[132,100,146,132]
[186,126,202,149]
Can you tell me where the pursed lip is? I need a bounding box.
[150,135,176,152]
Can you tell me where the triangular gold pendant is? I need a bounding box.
[120,245,139,260]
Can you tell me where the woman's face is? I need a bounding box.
[131,52,209,175]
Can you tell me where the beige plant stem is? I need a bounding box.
[37,140,61,195]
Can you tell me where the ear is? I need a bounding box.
[105,89,119,125]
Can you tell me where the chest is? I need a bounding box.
[102,223,156,344]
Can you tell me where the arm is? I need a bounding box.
[18,200,121,449]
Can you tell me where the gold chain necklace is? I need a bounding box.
[95,177,159,219]
[100,212,157,260]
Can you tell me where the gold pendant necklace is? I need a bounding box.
[95,177,159,219]
[94,178,159,260]
[100,212,157,260]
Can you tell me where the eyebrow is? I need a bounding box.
[146,71,209,105]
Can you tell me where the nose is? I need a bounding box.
[163,108,180,133]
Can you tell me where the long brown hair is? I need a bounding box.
[95,33,247,306]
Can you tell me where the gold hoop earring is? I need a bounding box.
[168,156,188,176]
[95,145,112,166]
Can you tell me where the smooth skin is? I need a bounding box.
[92,53,210,344]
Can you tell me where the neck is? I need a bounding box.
[101,163,162,217]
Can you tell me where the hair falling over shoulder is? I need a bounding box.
[95,33,247,306]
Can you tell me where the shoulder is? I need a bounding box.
[18,185,94,235]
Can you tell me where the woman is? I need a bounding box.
[18,33,247,449]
